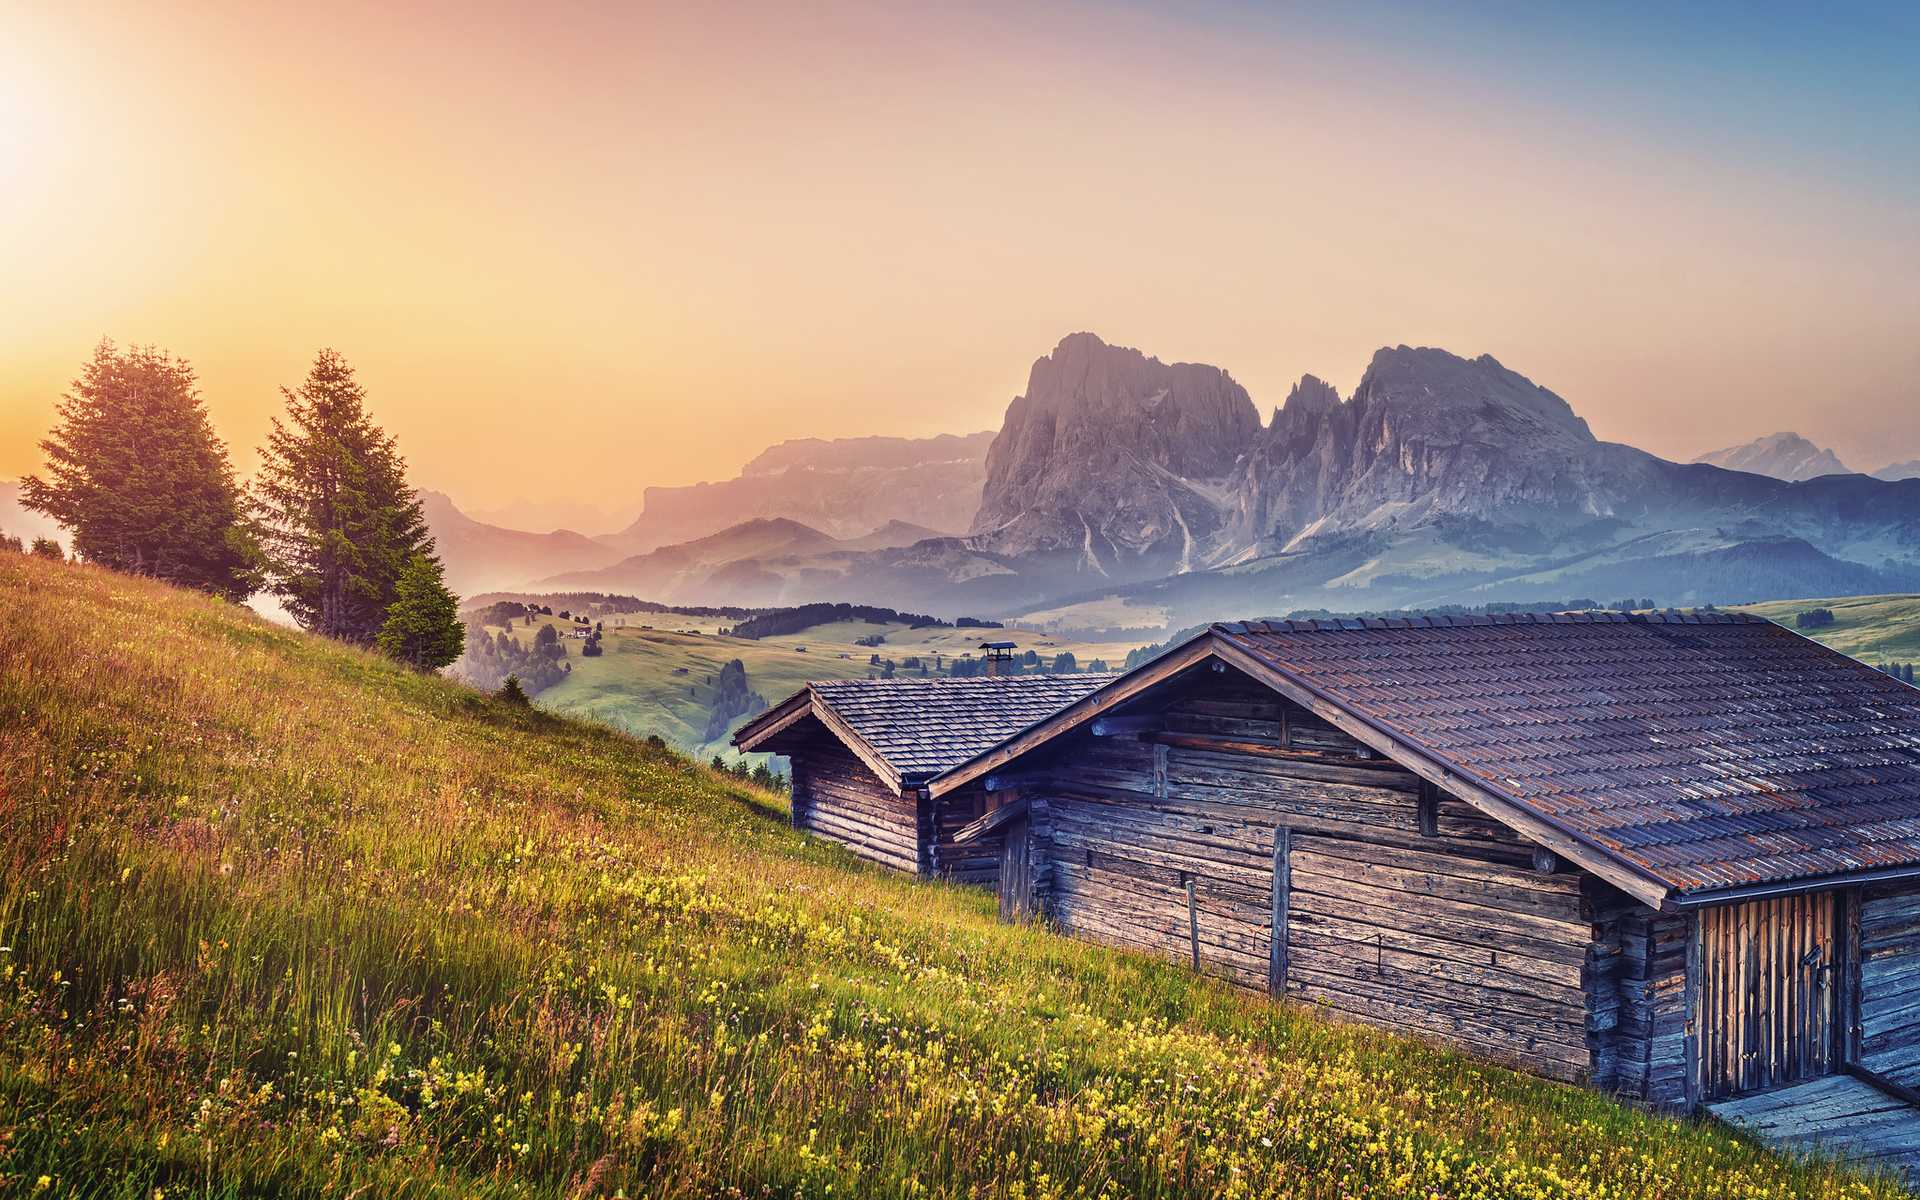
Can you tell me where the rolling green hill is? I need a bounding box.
[0,552,1902,1198]
[1735,594,1920,666]
[472,609,1146,761]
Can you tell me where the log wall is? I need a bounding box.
[786,726,924,875]
[1589,901,1690,1109]
[928,782,1001,885]
[1859,884,1920,1086]
[1027,673,1603,1082]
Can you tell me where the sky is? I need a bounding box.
[3,1,1917,531]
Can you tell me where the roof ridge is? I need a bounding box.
[1216,609,1764,632]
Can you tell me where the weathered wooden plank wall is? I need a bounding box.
[1860,885,1920,1086]
[787,729,923,874]
[929,783,1001,885]
[1029,673,1602,1083]
[1590,902,1690,1109]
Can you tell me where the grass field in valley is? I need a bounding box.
[482,610,1147,761]
[1735,594,1920,665]
[0,553,1905,1199]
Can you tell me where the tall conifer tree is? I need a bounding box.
[21,341,258,599]
[253,349,435,645]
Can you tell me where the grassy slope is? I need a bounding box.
[1734,594,1920,664]
[488,613,1145,759]
[0,554,1898,1200]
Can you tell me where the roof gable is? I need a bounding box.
[736,673,1117,789]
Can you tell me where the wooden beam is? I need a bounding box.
[983,771,1048,793]
[950,796,1029,845]
[1416,782,1439,837]
[1270,826,1291,996]
[1206,635,1672,911]
[1091,714,1161,737]
[1146,730,1406,772]
[1186,876,1201,971]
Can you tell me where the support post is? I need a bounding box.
[1186,877,1200,971]
[1270,826,1291,995]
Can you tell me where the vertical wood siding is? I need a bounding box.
[1695,894,1837,1101]
[1860,885,1920,1086]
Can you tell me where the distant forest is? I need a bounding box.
[464,590,756,620]
[728,602,1002,640]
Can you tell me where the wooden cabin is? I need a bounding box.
[758,612,1920,1117]
[733,672,1114,902]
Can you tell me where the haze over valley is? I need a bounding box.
[246,332,1920,636]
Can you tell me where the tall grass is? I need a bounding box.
[0,553,1899,1198]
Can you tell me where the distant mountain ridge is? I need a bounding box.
[419,490,618,597]
[601,431,991,555]
[521,334,1920,624]
[536,515,960,606]
[1694,432,1853,481]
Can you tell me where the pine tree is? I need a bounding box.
[254,350,434,645]
[375,553,465,670]
[21,341,258,599]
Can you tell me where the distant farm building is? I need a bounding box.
[741,613,1920,1134]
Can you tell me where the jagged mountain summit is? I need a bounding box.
[531,336,1920,622]
[966,337,1920,625]
[969,332,1260,578]
[1694,432,1854,482]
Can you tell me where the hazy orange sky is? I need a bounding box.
[4,2,1916,530]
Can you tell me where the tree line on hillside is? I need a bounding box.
[728,602,1001,640]
[466,591,756,621]
[8,341,463,671]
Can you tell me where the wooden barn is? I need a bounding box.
[751,611,1920,1143]
[732,671,1113,898]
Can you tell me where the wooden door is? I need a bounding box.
[998,817,1032,923]
[1696,892,1839,1100]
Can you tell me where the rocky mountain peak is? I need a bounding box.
[1695,431,1853,482]
[970,333,1260,576]
[1352,346,1594,442]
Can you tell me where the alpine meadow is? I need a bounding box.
[0,551,1907,1199]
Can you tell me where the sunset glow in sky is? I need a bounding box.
[3,1,1917,528]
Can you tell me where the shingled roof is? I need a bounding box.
[926,611,1920,906]
[735,673,1117,789]
[1233,613,1920,897]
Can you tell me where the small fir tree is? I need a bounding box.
[375,553,464,670]
[30,537,64,561]
[497,675,531,706]
[21,341,258,598]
